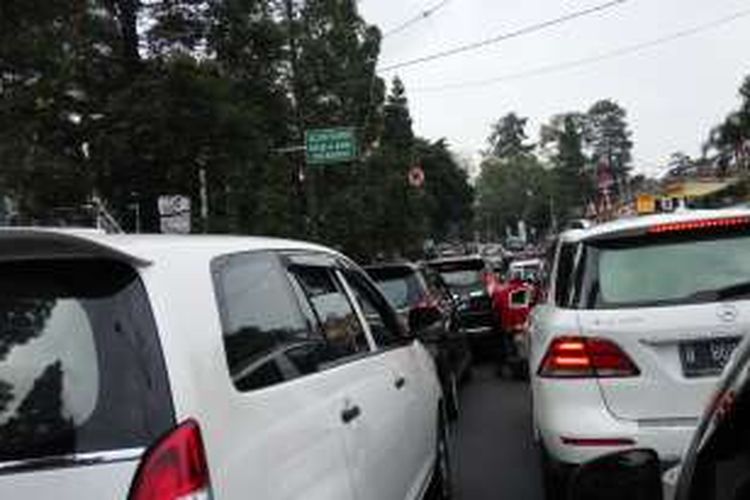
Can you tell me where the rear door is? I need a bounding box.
[210,251,356,500]
[576,226,750,421]
[0,258,174,499]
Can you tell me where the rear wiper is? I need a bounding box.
[688,281,750,302]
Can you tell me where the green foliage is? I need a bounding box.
[476,154,552,240]
[486,112,535,159]
[586,99,633,180]
[0,0,474,261]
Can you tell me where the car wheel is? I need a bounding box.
[445,373,460,421]
[539,444,571,500]
[430,410,454,500]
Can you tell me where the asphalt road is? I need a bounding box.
[452,365,545,500]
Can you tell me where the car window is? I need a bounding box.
[289,266,370,358]
[581,232,750,309]
[342,270,405,348]
[366,267,425,309]
[554,242,577,307]
[212,251,315,391]
[431,260,485,289]
[0,259,173,464]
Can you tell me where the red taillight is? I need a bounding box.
[129,419,212,500]
[560,436,635,447]
[649,216,750,234]
[538,336,640,378]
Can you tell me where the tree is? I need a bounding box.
[486,113,534,159]
[541,113,592,218]
[416,139,474,242]
[381,76,413,149]
[476,155,553,241]
[586,99,633,188]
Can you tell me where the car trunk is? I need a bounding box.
[573,221,750,421]
[580,303,748,421]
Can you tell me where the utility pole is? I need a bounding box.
[199,168,208,233]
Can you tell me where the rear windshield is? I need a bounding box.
[0,259,173,464]
[430,260,484,288]
[366,267,424,310]
[580,231,750,309]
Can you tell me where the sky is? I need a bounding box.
[359,0,750,177]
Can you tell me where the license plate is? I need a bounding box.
[679,337,741,378]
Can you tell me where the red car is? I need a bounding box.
[490,264,543,378]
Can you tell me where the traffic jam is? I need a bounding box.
[8,206,750,500]
[4,0,750,499]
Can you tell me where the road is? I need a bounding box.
[452,365,545,500]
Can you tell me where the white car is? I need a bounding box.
[0,228,448,500]
[529,209,750,496]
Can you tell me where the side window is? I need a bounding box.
[554,243,576,307]
[343,270,405,348]
[212,252,314,391]
[289,266,370,359]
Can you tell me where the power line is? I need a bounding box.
[382,0,451,39]
[410,8,750,93]
[378,0,628,72]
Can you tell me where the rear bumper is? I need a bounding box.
[534,379,696,466]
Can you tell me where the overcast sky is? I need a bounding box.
[359,0,750,176]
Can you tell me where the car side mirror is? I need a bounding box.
[568,449,663,500]
[408,306,442,334]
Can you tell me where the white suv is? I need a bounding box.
[530,209,750,496]
[0,228,448,500]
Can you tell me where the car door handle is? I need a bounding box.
[341,405,361,424]
[394,376,406,389]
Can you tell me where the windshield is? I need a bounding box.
[583,233,750,308]
[367,268,424,310]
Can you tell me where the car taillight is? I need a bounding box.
[649,216,750,234]
[538,336,640,378]
[129,419,212,500]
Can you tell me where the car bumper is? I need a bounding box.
[534,379,695,466]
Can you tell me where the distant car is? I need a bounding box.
[568,321,750,500]
[0,229,450,500]
[366,262,472,419]
[508,258,544,284]
[427,256,502,359]
[530,209,750,498]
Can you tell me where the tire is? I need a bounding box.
[445,372,460,421]
[430,410,454,500]
[539,444,571,500]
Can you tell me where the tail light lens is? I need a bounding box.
[129,419,212,500]
[538,336,640,378]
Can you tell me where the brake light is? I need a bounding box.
[560,436,635,447]
[129,419,212,500]
[649,216,750,234]
[538,336,640,378]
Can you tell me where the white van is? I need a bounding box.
[0,229,449,500]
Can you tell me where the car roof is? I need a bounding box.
[364,261,419,271]
[560,208,750,243]
[510,258,542,267]
[428,254,485,265]
[0,227,342,265]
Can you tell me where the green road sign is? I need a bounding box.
[305,128,357,165]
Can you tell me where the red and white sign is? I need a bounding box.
[408,165,425,188]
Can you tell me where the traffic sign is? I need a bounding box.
[408,165,425,188]
[305,128,357,165]
[636,194,656,215]
[158,195,191,234]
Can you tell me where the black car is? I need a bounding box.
[366,262,472,419]
[427,256,502,358]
